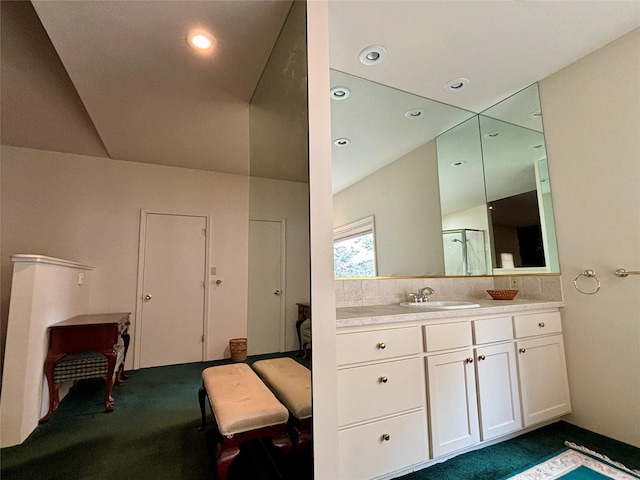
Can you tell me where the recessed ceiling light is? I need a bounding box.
[450,161,467,167]
[187,30,216,52]
[405,108,426,119]
[444,77,470,93]
[330,87,351,100]
[333,138,351,146]
[483,130,503,139]
[359,46,387,66]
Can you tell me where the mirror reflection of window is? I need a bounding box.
[333,216,377,278]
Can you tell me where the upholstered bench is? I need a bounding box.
[252,357,312,450]
[198,363,292,480]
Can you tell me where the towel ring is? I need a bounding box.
[574,270,601,295]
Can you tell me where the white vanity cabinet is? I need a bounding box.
[336,303,570,479]
[336,325,428,480]
[424,321,480,457]
[514,311,571,427]
[473,317,522,441]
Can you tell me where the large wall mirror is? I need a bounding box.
[331,71,559,277]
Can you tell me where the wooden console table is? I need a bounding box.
[40,312,131,423]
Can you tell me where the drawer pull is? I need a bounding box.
[382,433,390,441]
[478,355,486,361]
[538,322,545,328]
[519,348,526,354]
[379,376,388,383]
[377,342,386,349]
[466,357,474,364]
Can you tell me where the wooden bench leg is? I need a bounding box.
[210,425,292,480]
[216,439,240,480]
[291,418,312,451]
[198,383,208,431]
[272,430,293,455]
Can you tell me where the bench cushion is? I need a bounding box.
[252,358,312,420]
[54,344,125,383]
[202,363,288,436]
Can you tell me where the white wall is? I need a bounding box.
[249,177,310,351]
[0,256,93,447]
[540,28,640,447]
[307,1,340,478]
[1,146,250,370]
[333,140,444,276]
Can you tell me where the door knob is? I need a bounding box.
[144,294,153,301]
[274,289,282,295]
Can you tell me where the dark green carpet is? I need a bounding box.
[395,421,640,480]
[1,352,312,480]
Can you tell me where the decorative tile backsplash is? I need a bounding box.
[335,275,563,307]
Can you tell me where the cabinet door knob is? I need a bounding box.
[538,322,545,328]
[382,433,390,441]
[519,348,526,354]
[478,355,486,361]
[379,376,388,383]
[378,342,386,349]
[466,357,474,364]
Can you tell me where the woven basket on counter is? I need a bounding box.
[487,289,519,300]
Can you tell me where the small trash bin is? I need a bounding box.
[229,338,247,362]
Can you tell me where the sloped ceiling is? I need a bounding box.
[1,1,639,183]
[1,0,293,176]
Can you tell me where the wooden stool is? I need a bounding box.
[198,363,292,480]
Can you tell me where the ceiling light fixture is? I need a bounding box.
[444,77,470,93]
[483,130,503,139]
[405,108,426,119]
[334,138,351,146]
[187,30,216,52]
[330,87,351,100]
[359,46,387,66]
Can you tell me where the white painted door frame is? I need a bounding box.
[249,218,286,353]
[133,209,211,370]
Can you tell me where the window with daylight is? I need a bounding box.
[333,216,377,278]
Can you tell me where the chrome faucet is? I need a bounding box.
[409,287,435,302]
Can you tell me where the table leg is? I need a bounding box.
[39,353,64,424]
[102,349,117,413]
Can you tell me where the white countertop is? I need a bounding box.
[336,300,564,328]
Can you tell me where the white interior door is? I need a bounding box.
[139,213,207,368]
[248,219,284,355]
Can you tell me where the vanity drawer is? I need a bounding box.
[473,316,513,345]
[423,321,472,352]
[337,326,421,366]
[514,311,562,338]
[339,410,428,480]
[337,357,423,426]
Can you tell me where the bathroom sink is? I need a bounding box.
[399,301,480,309]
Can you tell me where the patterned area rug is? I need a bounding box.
[505,442,640,480]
